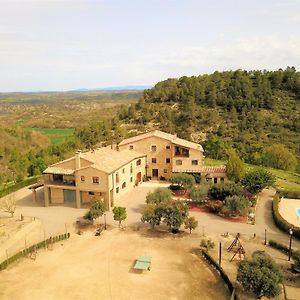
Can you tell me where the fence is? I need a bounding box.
[201,250,238,300]
[0,176,42,198]
[0,232,70,271]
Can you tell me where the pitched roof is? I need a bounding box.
[44,148,146,175]
[43,167,75,175]
[80,148,145,173]
[118,130,203,152]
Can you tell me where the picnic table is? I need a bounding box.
[134,256,152,271]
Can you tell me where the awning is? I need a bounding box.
[172,166,226,174]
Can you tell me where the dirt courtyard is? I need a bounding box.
[0,228,229,300]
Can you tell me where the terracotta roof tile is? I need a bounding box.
[118,130,203,151]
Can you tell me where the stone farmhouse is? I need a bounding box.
[43,130,225,209]
[43,148,146,209]
[118,130,226,182]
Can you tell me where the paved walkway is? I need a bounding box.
[3,182,300,251]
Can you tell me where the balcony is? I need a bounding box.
[46,174,76,186]
[47,179,76,186]
[174,146,189,157]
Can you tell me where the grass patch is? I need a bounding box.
[204,158,300,192]
[30,128,75,145]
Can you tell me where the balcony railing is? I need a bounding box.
[47,179,76,186]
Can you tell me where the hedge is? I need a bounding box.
[201,250,238,300]
[277,190,300,200]
[0,176,42,198]
[0,232,70,271]
[272,194,300,240]
[269,240,297,259]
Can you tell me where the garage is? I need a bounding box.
[63,189,76,204]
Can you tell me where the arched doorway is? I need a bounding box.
[136,172,142,183]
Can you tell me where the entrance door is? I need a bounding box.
[136,172,142,183]
[152,169,159,177]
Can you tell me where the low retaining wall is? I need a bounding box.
[0,232,70,271]
[201,250,238,300]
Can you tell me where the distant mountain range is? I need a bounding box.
[72,85,152,92]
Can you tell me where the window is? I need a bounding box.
[214,178,218,184]
[122,168,125,174]
[152,158,157,164]
[88,191,95,195]
[116,187,119,193]
[136,159,141,166]
[220,177,225,182]
[151,145,157,152]
[122,182,126,189]
[166,158,170,164]
[192,160,198,165]
[163,169,167,174]
[130,164,133,174]
[176,160,182,165]
[130,177,133,182]
[166,145,170,149]
[129,145,134,150]
[116,172,120,183]
[92,177,99,184]
[80,176,85,182]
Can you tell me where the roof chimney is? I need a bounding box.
[75,150,82,169]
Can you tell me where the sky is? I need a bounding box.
[0,0,300,92]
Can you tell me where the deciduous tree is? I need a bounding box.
[170,173,195,194]
[184,216,198,234]
[112,206,127,228]
[237,255,283,299]
[0,195,16,217]
[226,149,246,183]
[84,200,105,223]
[146,188,172,205]
[242,168,275,194]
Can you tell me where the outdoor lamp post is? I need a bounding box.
[288,227,293,261]
[264,229,267,245]
[104,213,107,230]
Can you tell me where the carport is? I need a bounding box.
[28,182,44,203]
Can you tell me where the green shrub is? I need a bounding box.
[272,194,300,240]
[146,188,172,205]
[278,190,300,199]
[200,238,215,251]
[208,182,242,201]
[207,200,223,213]
[237,255,283,299]
[170,173,196,193]
[222,195,250,217]
[269,240,292,255]
[242,168,275,194]
[191,186,208,205]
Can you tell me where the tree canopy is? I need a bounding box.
[237,255,283,299]
[226,149,246,183]
[242,168,275,194]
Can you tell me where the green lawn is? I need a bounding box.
[204,158,300,192]
[30,128,75,145]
